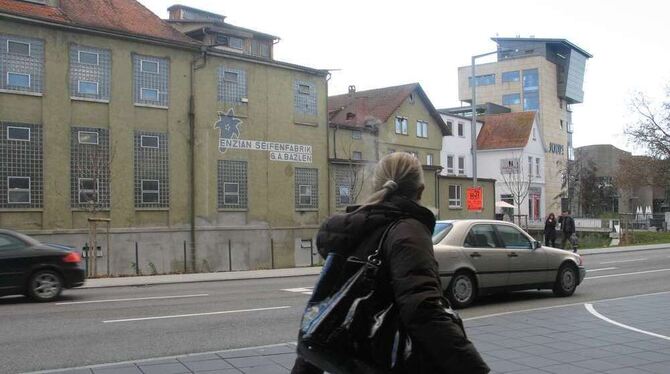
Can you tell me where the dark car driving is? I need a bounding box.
[0,229,85,301]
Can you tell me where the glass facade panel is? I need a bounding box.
[502,93,521,106]
[502,71,520,82]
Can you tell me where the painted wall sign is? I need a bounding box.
[215,109,312,163]
[548,142,564,155]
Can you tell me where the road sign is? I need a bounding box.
[466,186,483,211]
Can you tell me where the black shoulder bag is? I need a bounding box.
[297,222,410,374]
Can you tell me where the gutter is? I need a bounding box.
[189,47,207,272]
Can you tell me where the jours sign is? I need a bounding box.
[548,143,564,155]
[214,109,313,163]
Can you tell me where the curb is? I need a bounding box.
[579,243,670,256]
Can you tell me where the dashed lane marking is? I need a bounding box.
[282,287,313,295]
[56,294,209,306]
[102,306,291,323]
[586,267,617,272]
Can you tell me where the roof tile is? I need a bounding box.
[477,112,536,150]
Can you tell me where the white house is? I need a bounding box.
[438,112,483,178]
[476,112,547,223]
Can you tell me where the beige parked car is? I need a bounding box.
[433,220,585,308]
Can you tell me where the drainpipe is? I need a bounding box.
[434,167,443,218]
[325,72,332,216]
[189,47,207,272]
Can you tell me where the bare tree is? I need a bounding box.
[626,90,670,159]
[500,154,532,219]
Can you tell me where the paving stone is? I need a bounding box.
[239,364,290,374]
[92,366,142,374]
[637,361,670,374]
[225,356,275,369]
[253,345,295,355]
[486,359,532,373]
[629,351,670,363]
[183,359,234,371]
[512,355,561,368]
[59,369,93,374]
[572,358,627,371]
[266,353,297,370]
[542,364,596,374]
[485,349,529,360]
[605,368,659,374]
[178,354,224,363]
[137,362,190,374]
[216,349,262,359]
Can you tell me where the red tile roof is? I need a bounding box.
[328,83,450,135]
[0,0,195,45]
[477,112,536,150]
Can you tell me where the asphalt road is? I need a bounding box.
[2,247,670,373]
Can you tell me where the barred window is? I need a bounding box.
[218,160,247,209]
[134,131,169,208]
[294,80,317,115]
[218,66,247,103]
[0,122,42,208]
[295,168,318,210]
[133,54,169,107]
[449,185,462,208]
[71,127,109,209]
[1,35,43,94]
[70,45,110,101]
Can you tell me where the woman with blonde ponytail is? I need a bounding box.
[292,152,489,374]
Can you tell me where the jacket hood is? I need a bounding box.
[316,196,435,257]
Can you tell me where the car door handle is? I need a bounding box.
[508,252,518,257]
[470,252,482,258]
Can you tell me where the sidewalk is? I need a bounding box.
[36,291,670,374]
[83,243,670,289]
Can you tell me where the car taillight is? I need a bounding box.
[62,251,82,263]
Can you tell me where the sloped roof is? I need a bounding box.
[328,83,450,135]
[0,0,195,45]
[477,112,536,150]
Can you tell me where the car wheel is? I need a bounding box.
[28,270,63,302]
[553,264,577,297]
[447,272,477,309]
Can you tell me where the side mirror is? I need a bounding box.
[533,240,542,250]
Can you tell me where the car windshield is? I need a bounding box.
[432,222,453,244]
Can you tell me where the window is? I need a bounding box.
[141,180,159,203]
[458,156,465,175]
[501,158,519,174]
[523,69,539,111]
[416,121,428,138]
[8,177,30,204]
[78,80,98,95]
[468,74,495,87]
[502,71,520,83]
[532,127,537,140]
[352,130,362,139]
[457,123,464,137]
[294,80,317,115]
[140,88,159,102]
[502,93,521,106]
[135,131,169,208]
[0,234,24,250]
[223,183,239,205]
[78,178,97,204]
[535,158,541,177]
[71,127,109,209]
[528,156,533,177]
[295,168,318,210]
[78,51,99,65]
[448,185,461,208]
[334,165,355,208]
[446,155,454,174]
[70,45,110,101]
[338,186,351,205]
[218,161,246,209]
[218,67,247,103]
[140,59,159,74]
[7,126,29,141]
[77,131,98,145]
[260,43,270,58]
[395,117,408,135]
[426,154,433,166]
[495,225,532,249]
[134,55,169,107]
[7,40,30,56]
[228,37,244,50]
[352,151,362,160]
[464,224,500,248]
[7,72,30,88]
[140,135,159,148]
[1,35,43,93]
[560,120,564,130]
[446,121,453,136]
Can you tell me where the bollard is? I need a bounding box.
[228,239,232,272]
[183,241,187,273]
[135,242,139,276]
[270,238,275,269]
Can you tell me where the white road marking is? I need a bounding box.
[103,306,291,323]
[586,267,617,272]
[282,287,313,295]
[463,290,670,321]
[599,258,647,264]
[585,268,670,280]
[585,303,670,341]
[56,294,209,306]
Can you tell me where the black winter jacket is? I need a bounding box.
[292,196,490,374]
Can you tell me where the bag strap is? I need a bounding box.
[367,220,400,267]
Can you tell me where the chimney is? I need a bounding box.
[348,85,356,94]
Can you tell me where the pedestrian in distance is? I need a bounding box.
[291,152,490,374]
[558,210,577,252]
[544,212,557,247]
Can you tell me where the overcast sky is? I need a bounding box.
[143,0,670,154]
